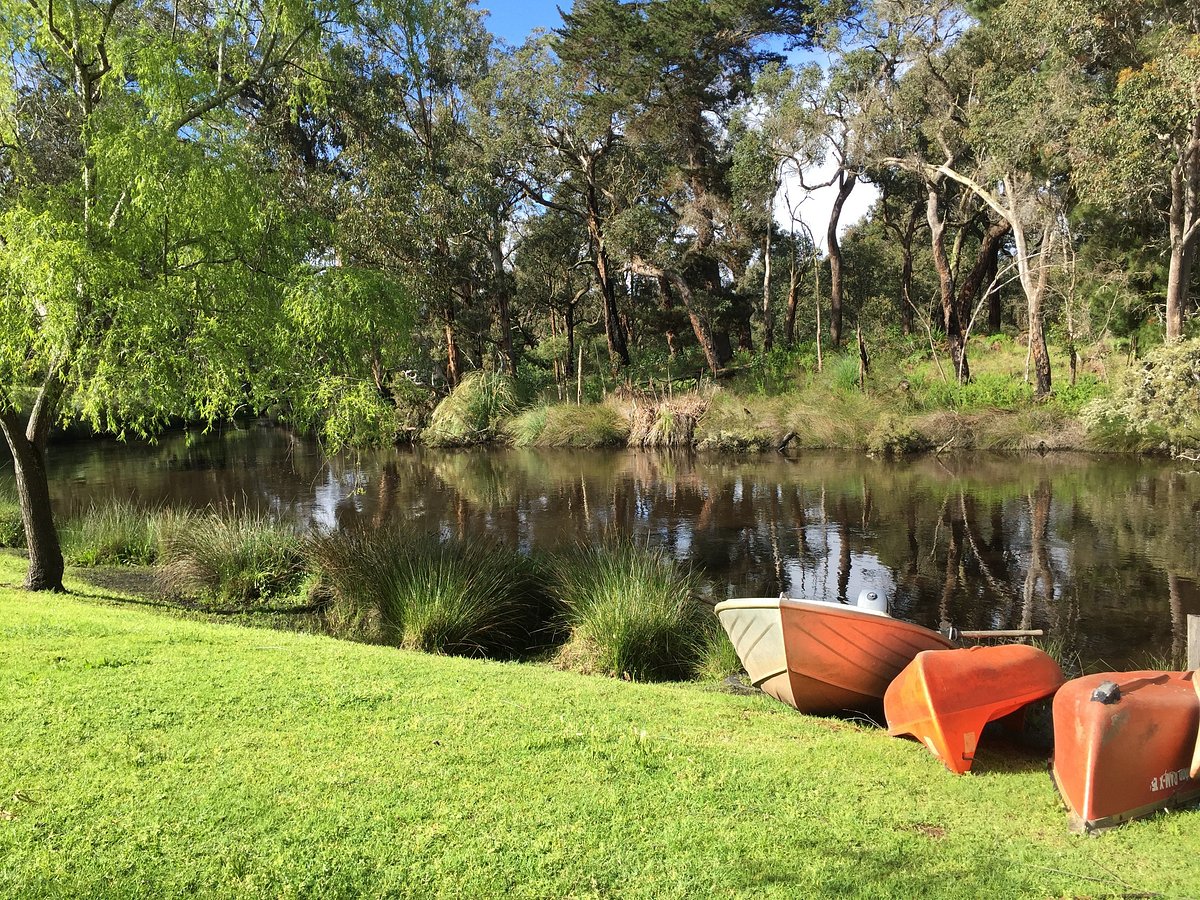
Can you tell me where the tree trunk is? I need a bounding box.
[564,302,576,378]
[0,410,65,592]
[1165,116,1199,342]
[827,170,857,348]
[762,230,774,352]
[490,233,517,375]
[444,301,462,388]
[985,248,1004,334]
[1011,209,1053,397]
[640,262,720,374]
[584,174,629,367]
[783,245,800,347]
[927,183,968,382]
[956,220,1011,337]
[898,205,920,335]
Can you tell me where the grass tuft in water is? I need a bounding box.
[307,528,553,658]
[156,512,305,607]
[551,540,706,681]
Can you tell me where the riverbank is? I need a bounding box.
[3,554,1198,898]
[420,338,1171,455]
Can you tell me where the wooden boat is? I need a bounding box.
[1051,670,1200,832]
[884,645,1065,774]
[714,594,954,715]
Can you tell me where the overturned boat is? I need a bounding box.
[714,592,954,715]
[1051,670,1200,832]
[884,644,1065,774]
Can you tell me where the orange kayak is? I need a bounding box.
[884,645,1064,774]
[715,596,953,715]
[1052,670,1200,832]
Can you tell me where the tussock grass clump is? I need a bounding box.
[694,620,744,681]
[552,541,706,681]
[506,403,629,448]
[308,529,552,658]
[628,393,709,448]
[0,503,23,548]
[157,512,305,607]
[423,371,517,447]
[60,501,161,566]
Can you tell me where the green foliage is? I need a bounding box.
[157,513,305,607]
[551,541,706,682]
[423,371,518,447]
[60,501,161,567]
[505,403,629,448]
[829,354,863,394]
[308,529,551,658]
[1083,339,1200,451]
[917,373,1034,411]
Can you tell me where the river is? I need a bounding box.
[15,424,1200,670]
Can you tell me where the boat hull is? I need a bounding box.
[715,597,954,715]
[884,645,1065,774]
[1051,670,1200,832]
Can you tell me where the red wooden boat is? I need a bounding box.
[714,595,954,715]
[884,645,1065,774]
[1051,670,1200,832]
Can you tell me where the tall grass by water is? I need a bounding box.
[308,528,554,657]
[423,370,518,447]
[506,402,629,448]
[59,501,163,566]
[157,511,305,607]
[551,540,706,681]
[0,478,22,548]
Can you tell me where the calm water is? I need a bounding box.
[12,424,1200,669]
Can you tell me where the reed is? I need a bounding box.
[156,511,306,606]
[551,540,706,681]
[307,528,552,658]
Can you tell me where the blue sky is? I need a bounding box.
[481,1,567,45]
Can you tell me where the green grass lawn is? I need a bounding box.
[2,550,1198,898]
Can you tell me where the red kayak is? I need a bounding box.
[884,645,1065,774]
[715,595,954,714]
[1052,670,1200,832]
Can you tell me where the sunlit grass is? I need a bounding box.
[2,550,1198,898]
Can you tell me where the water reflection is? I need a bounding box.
[6,424,1198,669]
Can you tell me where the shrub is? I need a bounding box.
[423,371,517,447]
[157,512,306,607]
[829,353,863,394]
[627,393,709,448]
[308,529,552,657]
[866,415,932,457]
[1083,340,1200,452]
[60,501,160,566]
[551,541,706,681]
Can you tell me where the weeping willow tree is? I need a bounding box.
[0,0,344,591]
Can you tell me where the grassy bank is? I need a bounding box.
[2,551,1199,898]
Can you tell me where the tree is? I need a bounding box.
[0,0,338,590]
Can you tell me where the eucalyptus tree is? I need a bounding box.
[329,0,495,388]
[489,26,634,369]
[1068,0,1199,342]
[0,0,340,591]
